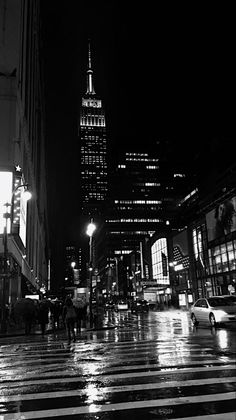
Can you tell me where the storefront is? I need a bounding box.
[192,195,236,298]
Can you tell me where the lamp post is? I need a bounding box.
[86,219,96,328]
[0,183,31,333]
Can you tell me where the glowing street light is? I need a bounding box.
[86,222,96,237]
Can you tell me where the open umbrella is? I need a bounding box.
[14,298,36,318]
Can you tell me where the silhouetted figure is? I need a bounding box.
[37,299,49,336]
[51,301,62,330]
[62,297,76,343]
[23,313,33,335]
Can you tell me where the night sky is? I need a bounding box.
[41,1,234,286]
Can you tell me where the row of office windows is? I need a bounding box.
[109,231,154,236]
[117,165,159,169]
[108,218,162,223]
[114,200,162,204]
[116,206,161,210]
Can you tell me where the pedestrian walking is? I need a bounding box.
[37,298,49,336]
[73,298,86,333]
[51,299,62,331]
[62,297,76,343]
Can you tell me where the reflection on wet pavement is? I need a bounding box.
[0,309,235,419]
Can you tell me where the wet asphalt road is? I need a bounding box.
[0,309,235,419]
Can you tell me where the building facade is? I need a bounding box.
[104,148,189,298]
[148,161,236,310]
[0,0,50,328]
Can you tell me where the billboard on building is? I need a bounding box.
[0,171,13,234]
[206,196,236,241]
[172,229,190,269]
[151,237,170,285]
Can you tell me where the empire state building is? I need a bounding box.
[79,43,108,220]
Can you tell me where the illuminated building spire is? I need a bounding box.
[86,39,95,95]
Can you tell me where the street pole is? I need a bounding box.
[89,234,93,328]
[0,203,11,333]
[86,219,96,329]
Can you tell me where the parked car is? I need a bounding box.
[190,296,236,327]
[131,299,149,313]
[221,295,236,303]
[116,300,129,310]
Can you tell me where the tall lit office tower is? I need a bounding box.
[78,42,108,283]
[79,42,108,219]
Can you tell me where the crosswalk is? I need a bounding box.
[0,329,235,419]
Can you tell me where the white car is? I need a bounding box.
[190,296,236,327]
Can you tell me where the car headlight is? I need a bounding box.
[215,310,228,321]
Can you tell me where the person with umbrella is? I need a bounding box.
[14,298,37,335]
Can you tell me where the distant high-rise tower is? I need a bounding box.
[79,41,108,219]
[78,41,108,284]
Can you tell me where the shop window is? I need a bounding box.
[179,294,186,306]
[229,251,236,270]
[221,253,228,272]
[227,241,233,252]
[214,246,221,255]
[220,244,227,253]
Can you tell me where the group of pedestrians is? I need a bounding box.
[13,295,87,343]
[62,296,87,343]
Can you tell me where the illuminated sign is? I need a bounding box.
[174,263,184,271]
[0,171,13,234]
[25,294,39,300]
[151,238,170,285]
[82,99,102,108]
[19,181,28,247]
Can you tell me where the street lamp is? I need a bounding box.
[0,183,31,333]
[86,219,96,328]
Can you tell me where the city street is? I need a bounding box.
[0,309,235,420]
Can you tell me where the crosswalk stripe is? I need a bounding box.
[1,351,234,370]
[0,337,200,349]
[0,349,217,368]
[174,414,236,420]
[1,357,235,378]
[1,364,234,386]
[0,343,206,357]
[1,376,235,402]
[1,392,235,419]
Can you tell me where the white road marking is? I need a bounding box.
[0,376,235,401]
[0,348,216,368]
[0,343,205,357]
[0,364,234,387]
[1,392,235,419]
[174,414,236,420]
